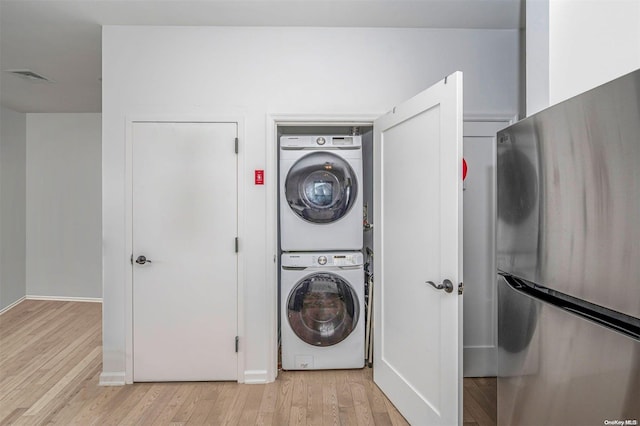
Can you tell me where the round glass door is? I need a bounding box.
[287,273,359,347]
[285,152,358,223]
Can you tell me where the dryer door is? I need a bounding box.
[286,272,360,346]
[284,152,358,224]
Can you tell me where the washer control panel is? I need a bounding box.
[282,252,363,268]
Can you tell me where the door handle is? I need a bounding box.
[135,255,152,265]
[426,279,454,293]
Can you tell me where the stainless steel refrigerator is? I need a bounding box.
[496,69,640,425]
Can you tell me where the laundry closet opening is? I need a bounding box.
[276,123,375,372]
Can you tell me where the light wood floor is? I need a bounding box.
[0,300,496,425]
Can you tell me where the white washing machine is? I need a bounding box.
[281,252,365,370]
[280,135,363,251]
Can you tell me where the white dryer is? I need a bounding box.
[281,252,364,370]
[280,135,363,251]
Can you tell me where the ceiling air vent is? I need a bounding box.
[5,69,53,82]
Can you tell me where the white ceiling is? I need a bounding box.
[0,0,523,113]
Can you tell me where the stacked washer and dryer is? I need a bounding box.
[279,135,365,370]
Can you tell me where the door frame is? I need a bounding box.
[462,115,516,377]
[124,115,246,384]
[265,113,379,381]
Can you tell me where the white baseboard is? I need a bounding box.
[464,345,497,377]
[0,296,27,315]
[101,370,270,385]
[26,295,103,303]
[244,370,269,384]
[100,370,270,385]
[99,371,126,386]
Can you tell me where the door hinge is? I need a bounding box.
[130,254,133,265]
[458,282,464,295]
[235,336,239,353]
[234,137,239,154]
[235,237,239,253]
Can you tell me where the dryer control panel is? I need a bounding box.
[280,135,362,150]
[282,252,363,268]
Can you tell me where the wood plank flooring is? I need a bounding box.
[0,300,496,425]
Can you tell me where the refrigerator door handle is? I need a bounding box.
[426,279,454,293]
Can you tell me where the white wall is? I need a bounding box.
[0,106,27,311]
[102,26,520,382]
[527,0,640,114]
[549,0,640,105]
[26,113,102,300]
[526,0,550,115]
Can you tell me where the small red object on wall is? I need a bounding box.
[462,158,468,181]
[255,170,264,185]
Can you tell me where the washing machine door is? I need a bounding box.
[285,152,358,223]
[287,272,359,347]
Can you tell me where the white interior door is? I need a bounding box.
[132,121,238,382]
[373,72,463,425]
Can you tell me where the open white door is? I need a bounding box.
[373,72,463,425]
